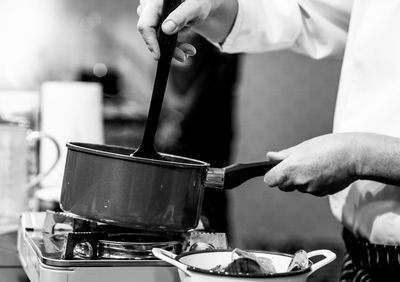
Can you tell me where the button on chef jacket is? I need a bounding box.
[221,0,400,245]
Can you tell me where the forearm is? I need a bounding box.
[264,132,400,196]
[220,0,350,58]
[355,133,400,186]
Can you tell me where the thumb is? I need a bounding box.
[162,0,211,34]
[266,144,300,161]
[266,150,289,161]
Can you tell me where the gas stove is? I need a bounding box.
[17,211,228,282]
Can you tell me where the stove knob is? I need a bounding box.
[73,241,95,259]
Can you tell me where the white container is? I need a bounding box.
[0,124,59,233]
[39,81,104,202]
[152,248,336,282]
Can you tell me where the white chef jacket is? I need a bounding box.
[221,0,400,245]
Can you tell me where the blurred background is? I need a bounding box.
[0,0,344,281]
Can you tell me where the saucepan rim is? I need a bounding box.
[66,142,210,168]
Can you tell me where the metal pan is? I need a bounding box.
[60,142,278,232]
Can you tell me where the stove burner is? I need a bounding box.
[97,234,181,260]
[72,233,182,260]
[38,211,227,261]
[42,211,185,260]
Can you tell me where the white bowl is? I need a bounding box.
[152,248,336,282]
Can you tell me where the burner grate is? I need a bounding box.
[42,211,184,260]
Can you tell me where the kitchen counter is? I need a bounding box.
[0,232,28,282]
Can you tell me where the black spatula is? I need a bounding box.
[132,0,181,160]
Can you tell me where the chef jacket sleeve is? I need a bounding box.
[221,0,352,59]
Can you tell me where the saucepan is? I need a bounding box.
[152,248,336,282]
[60,142,278,232]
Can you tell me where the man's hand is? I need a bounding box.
[137,0,238,61]
[264,133,363,196]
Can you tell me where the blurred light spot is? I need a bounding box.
[93,63,108,77]
[79,13,102,31]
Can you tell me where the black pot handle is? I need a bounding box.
[206,160,280,189]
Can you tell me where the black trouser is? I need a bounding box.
[340,228,400,281]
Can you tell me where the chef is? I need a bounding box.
[137,0,400,281]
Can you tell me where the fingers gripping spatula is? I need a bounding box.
[132,0,181,159]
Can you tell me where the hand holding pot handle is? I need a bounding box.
[307,249,336,276]
[206,160,280,189]
[152,248,192,277]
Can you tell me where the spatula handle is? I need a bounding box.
[134,0,181,158]
[158,0,182,51]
